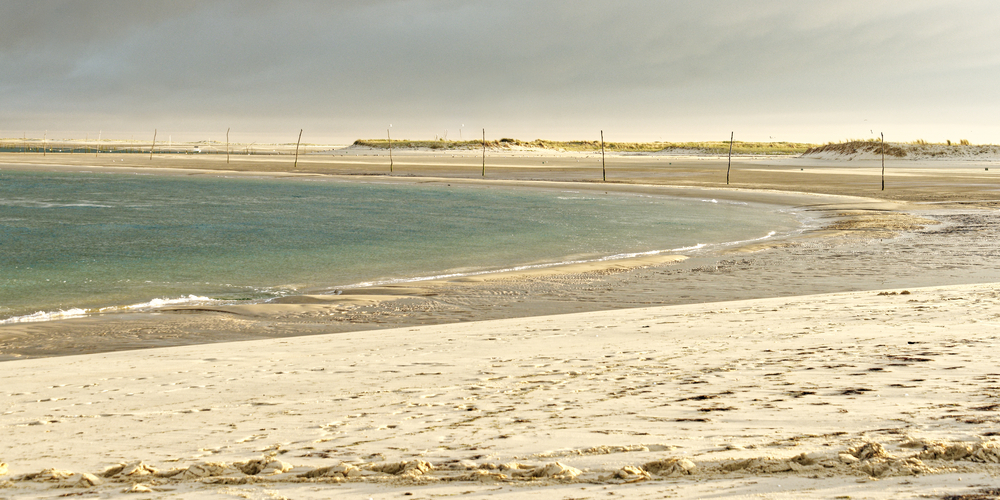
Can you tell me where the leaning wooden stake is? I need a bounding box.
[726,131,734,185]
[387,128,393,173]
[601,130,606,182]
[226,128,231,164]
[149,129,157,160]
[482,128,486,177]
[881,132,885,191]
[293,129,303,168]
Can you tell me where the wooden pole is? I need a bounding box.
[43,131,46,156]
[149,129,157,160]
[726,131,734,185]
[226,128,231,164]
[293,129,303,168]
[482,128,486,177]
[96,130,101,158]
[601,130,606,182]
[881,132,885,191]
[387,128,393,173]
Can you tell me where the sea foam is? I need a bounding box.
[0,308,89,325]
[0,296,217,325]
[103,295,216,312]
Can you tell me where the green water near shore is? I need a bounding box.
[0,169,804,322]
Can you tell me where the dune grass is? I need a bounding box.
[912,139,971,146]
[803,139,994,158]
[353,138,815,155]
[804,140,907,158]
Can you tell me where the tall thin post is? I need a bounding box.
[881,132,885,191]
[293,129,303,168]
[149,129,157,160]
[43,131,46,156]
[726,131,734,185]
[482,128,486,177]
[226,128,231,164]
[96,130,101,158]
[601,130,606,182]
[387,128,393,173]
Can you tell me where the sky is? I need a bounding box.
[2,0,1000,145]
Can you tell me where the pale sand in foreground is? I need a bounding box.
[3,283,1000,499]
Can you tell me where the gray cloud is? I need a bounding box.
[3,0,999,143]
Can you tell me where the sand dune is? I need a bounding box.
[802,141,1000,162]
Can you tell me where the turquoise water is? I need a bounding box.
[0,169,804,322]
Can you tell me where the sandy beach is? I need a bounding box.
[3,149,1000,498]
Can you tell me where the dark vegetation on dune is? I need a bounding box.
[804,139,999,158]
[804,140,907,158]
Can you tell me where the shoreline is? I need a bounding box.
[0,158,853,324]
[3,152,999,362]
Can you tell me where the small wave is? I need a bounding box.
[0,308,89,325]
[670,243,708,252]
[337,248,704,290]
[715,231,779,248]
[99,295,216,312]
[0,295,220,325]
[700,198,748,206]
[0,200,114,209]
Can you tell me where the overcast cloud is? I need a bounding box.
[3,0,999,143]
